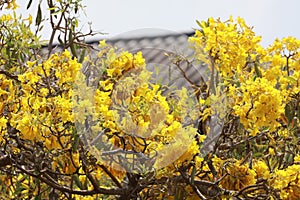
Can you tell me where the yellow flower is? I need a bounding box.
[294,155,300,163]
[133,51,145,67]
[100,79,114,91]
[272,164,300,200]
[219,160,256,190]
[189,17,262,78]
[106,68,116,77]
[232,77,285,136]
[1,14,12,21]
[24,14,33,24]
[99,39,107,48]
[40,88,49,97]
[5,0,19,10]
[27,72,39,84]
[278,128,290,138]
[0,117,7,129]
[15,114,40,140]
[253,160,270,179]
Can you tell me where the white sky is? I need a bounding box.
[4,0,300,47]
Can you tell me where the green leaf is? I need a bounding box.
[285,104,293,124]
[69,28,78,58]
[196,20,202,28]
[72,174,83,189]
[72,134,80,152]
[6,45,11,59]
[190,165,196,185]
[206,19,210,27]
[83,175,88,190]
[79,49,86,63]
[174,189,179,200]
[254,62,262,78]
[284,76,297,83]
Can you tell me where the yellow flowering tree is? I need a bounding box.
[189,17,300,199]
[0,1,299,200]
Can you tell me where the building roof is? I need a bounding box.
[100,32,195,63]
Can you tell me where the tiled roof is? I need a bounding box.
[87,32,207,90]
[99,32,195,63]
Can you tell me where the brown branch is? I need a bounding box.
[15,164,127,196]
[47,3,68,57]
[0,70,20,82]
[173,57,201,88]
[99,164,122,188]
[177,166,207,200]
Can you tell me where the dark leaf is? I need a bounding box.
[196,20,202,28]
[58,35,64,46]
[26,0,33,9]
[36,4,42,26]
[69,28,78,58]
[75,1,78,14]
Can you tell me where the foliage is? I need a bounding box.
[0,1,299,200]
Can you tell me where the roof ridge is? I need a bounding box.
[86,31,195,45]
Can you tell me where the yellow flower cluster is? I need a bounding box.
[265,37,300,97]
[253,160,271,180]
[52,151,80,174]
[231,77,285,135]
[191,17,300,136]
[272,162,300,199]
[220,161,256,191]
[88,44,201,172]
[1,13,299,199]
[189,16,262,77]
[0,75,15,144]
[214,157,300,199]
[1,14,12,21]
[106,50,145,77]
[93,46,147,135]
[189,17,299,199]
[6,50,80,151]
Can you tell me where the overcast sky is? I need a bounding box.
[6,0,300,47]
